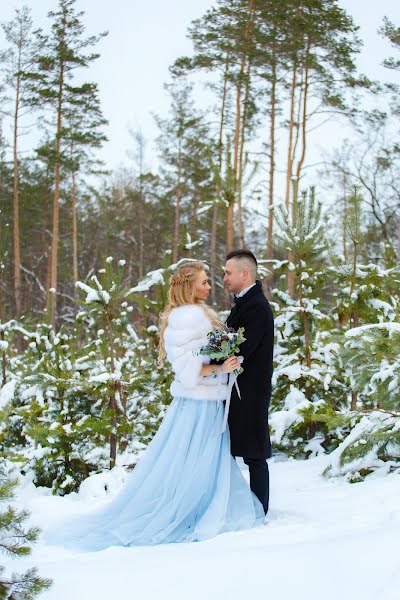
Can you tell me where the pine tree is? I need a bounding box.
[1,6,36,318]
[58,79,107,294]
[1,259,173,493]
[269,186,348,456]
[343,322,400,412]
[25,0,107,327]
[326,187,400,410]
[155,78,215,264]
[0,471,52,599]
[174,0,259,254]
[75,257,174,469]
[323,410,400,482]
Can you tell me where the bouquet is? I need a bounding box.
[195,325,246,375]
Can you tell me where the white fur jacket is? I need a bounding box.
[164,303,228,400]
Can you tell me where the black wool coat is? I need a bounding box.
[225,280,274,459]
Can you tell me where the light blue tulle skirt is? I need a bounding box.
[46,396,265,551]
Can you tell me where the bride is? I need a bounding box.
[48,260,265,551]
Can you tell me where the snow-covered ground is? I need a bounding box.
[5,456,400,600]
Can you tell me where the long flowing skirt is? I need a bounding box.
[46,396,265,551]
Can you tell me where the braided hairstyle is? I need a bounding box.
[158,260,224,367]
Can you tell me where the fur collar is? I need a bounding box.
[167,304,208,329]
[164,304,212,350]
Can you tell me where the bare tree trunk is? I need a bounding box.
[342,170,348,260]
[71,171,78,294]
[285,60,298,211]
[298,277,311,369]
[48,62,65,328]
[286,53,307,298]
[106,312,117,468]
[397,218,400,261]
[187,194,199,259]
[13,61,22,317]
[237,53,253,249]
[1,330,6,387]
[286,61,298,295]
[210,206,219,305]
[228,0,254,254]
[138,185,144,280]
[172,145,182,264]
[294,41,310,180]
[228,73,243,253]
[211,54,230,306]
[0,284,6,385]
[137,133,145,279]
[349,239,359,410]
[267,48,277,260]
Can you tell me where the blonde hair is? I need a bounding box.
[158,260,224,367]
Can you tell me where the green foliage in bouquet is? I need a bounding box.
[195,326,246,375]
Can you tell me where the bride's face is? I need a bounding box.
[194,270,211,301]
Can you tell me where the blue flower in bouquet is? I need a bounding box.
[194,325,246,375]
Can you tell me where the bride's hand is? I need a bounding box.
[221,356,241,374]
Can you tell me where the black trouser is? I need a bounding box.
[233,455,270,515]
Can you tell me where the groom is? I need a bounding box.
[223,249,274,515]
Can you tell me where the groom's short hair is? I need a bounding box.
[226,249,257,279]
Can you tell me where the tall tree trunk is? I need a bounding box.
[349,238,359,410]
[13,65,22,317]
[286,54,307,297]
[211,54,230,306]
[237,53,253,248]
[137,136,145,279]
[298,276,311,369]
[188,194,199,259]
[228,0,255,254]
[106,312,117,468]
[0,281,6,385]
[210,205,219,306]
[71,171,78,294]
[1,330,6,387]
[172,144,182,264]
[294,40,310,181]
[342,170,348,260]
[48,61,64,327]
[285,60,298,298]
[267,45,277,260]
[228,74,243,253]
[138,178,144,280]
[285,60,298,211]
[397,218,400,261]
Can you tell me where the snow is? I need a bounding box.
[126,268,165,294]
[345,322,400,338]
[5,456,400,600]
[0,378,16,408]
[77,467,129,500]
[366,298,396,318]
[75,278,111,305]
[324,411,400,479]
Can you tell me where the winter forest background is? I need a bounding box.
[0,0,399,598]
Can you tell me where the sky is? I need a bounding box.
[1,0,400,197]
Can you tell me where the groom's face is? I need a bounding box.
[223,259,247,294]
